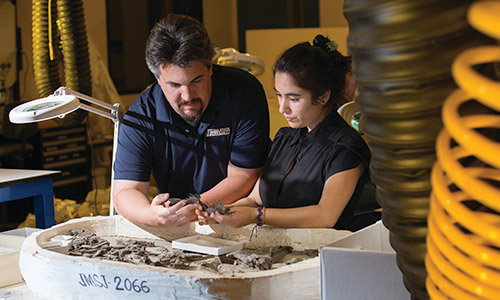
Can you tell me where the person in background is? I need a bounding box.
[112,14,270,228]
[197,35,371,230]
[343,71,357,105]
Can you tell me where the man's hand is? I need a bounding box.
[150,193,197,227]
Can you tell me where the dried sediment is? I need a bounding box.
[66,230,317,273]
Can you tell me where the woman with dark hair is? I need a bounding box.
[197,35,371,230]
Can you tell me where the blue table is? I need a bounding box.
[0,168,61,229]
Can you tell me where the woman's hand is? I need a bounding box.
[195,203,217,225]
[209,206,258,228]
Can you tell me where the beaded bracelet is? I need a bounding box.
[256,207,263,226]
[250,207,264,241]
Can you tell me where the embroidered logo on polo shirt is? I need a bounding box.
[207,127,230,137]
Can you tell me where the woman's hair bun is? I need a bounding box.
[313,34,329,50]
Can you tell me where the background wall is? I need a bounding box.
[202,0,239,49]
[319,0,348,27]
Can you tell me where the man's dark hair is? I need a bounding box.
[145,14,215,76]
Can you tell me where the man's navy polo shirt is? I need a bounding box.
[114,65,270,198]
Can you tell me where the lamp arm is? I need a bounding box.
[79,103,114,120]
[56,86,115,111]
[54,86,123,124]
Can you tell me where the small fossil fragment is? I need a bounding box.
[205,200,230,215]
[168,194,230,215]
[168,193,201,206]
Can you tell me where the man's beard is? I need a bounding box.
[178,98,203,123]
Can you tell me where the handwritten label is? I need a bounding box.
[77,273,150,294]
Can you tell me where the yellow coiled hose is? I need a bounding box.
[426,1,500,299]
[32,0,91,125]
[343,1,488,298]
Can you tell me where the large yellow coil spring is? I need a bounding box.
[426,1,500,299]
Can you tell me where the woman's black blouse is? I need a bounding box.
[259,111,371,230]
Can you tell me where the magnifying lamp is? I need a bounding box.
[9,86,123,216]
[215,48,265,77]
